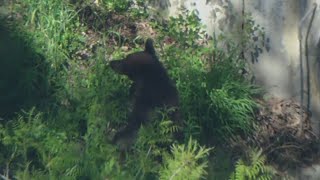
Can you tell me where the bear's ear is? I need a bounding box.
[144,38,156,55]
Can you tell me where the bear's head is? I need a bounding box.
[109,39,164,81]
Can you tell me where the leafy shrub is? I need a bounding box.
[117,107,183,179]
[0,107,130,179]
[157,7,207,47]
[230,148,276,180]
[0,108,68,178]
[240,13,267,63]
[101,0,132,12]
[160,137,212,180]
[1,1,133,178]
[22,0,84,68]
[152,9,260,141]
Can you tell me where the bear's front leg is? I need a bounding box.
[112,103,150,144]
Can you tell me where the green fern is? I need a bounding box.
[159,137,212,180]
[136,107,183,147]
[159,120,180,135]
[122,108,183,179]
[230,148,276,180]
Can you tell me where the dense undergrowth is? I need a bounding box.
[0,0,275,179]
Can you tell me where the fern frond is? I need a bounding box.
[230,148,275,180]
[159,137,213,180]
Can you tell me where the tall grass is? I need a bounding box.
[23,0,84,66]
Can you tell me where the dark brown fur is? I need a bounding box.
[110,39,183,144]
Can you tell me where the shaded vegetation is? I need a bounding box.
[0,20,49,119]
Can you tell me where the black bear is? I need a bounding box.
[109,38,183,144]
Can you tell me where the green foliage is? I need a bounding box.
[152,8,260,140]
[230,148,276,180]
[160,137,212,180]
[0,108,68,178]
[122,108,183,179]
[101,0,132,12]
[240,13,267,63]
[21,0,84,68]
[155,7,207,47]
[208,82,257,136]
[1,1,132,178]
[0,109,127,179]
